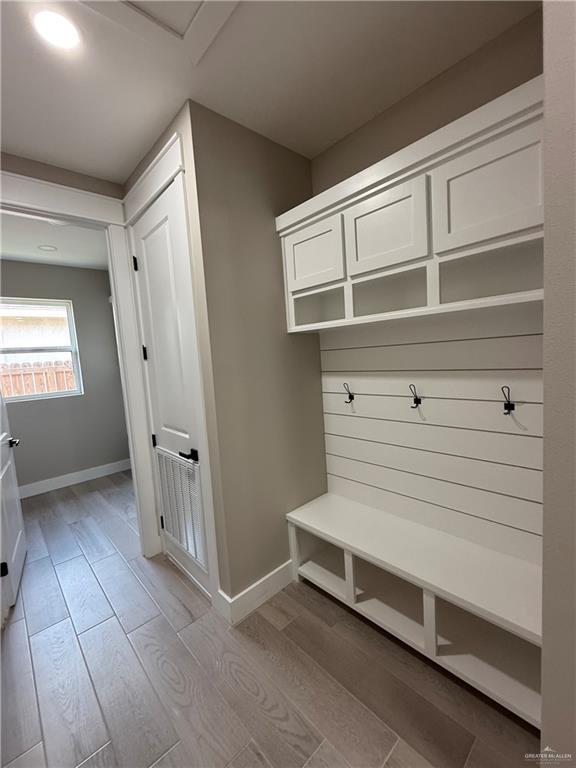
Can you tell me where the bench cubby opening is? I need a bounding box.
[293,527,347,601]
[353,557,425,651]
[435,598,541,726]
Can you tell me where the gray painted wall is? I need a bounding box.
[2,260,129,486]
[542,1,576,755]
[189,103,326,597]
[311,12,543,194]
[127,103,325,598]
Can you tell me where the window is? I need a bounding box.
[0,298,83,401]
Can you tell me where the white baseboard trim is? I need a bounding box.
[212,559,293,625]
[19,459,132,498]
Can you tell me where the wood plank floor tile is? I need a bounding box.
[284,612,473,768]
[76,742,118,768]
[3,743,46,768]
[38,508,82,565]
[92,476,138,531]
[129,555,210,631]
[464,739,531,768]
[333,612,540,761]
[228,742,272,768]
[69,517,116,564]
[55,556,114,634]
[92,553,159,633]
[23,517,49,562]
[258,591,301,631]
[130,615,250,768]
[385,740,434,768]
[283,582,349,627]
[30,619,109,768]
[21,557,69,636]
[234,612,397,768]
[21,495,48,521]
[51,486,87,524]
[303,741,352,768]
[89,504,141,560]
[79,617,178,768]
[1,620,42,765]
[180,611,321,768]
[150,743,191,768]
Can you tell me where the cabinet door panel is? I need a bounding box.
[284,214,344,291]
[344,176,429,277]
[432,121,543,254]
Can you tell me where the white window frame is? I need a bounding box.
[0,297,84,402]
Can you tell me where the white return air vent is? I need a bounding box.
[156,447,207,570]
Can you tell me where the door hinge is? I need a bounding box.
[0,562,8,578]
[151,433,157,448]
[160,515,165,530]
[142,345,148,361]
[132,256,139,271]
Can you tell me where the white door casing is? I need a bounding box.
[130,171,209,590]
[0,392,26,624]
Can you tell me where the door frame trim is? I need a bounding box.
[1,159,222,601]
[0,171,162,558]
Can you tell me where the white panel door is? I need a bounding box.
[132,174,201,459]
[344,176,430,276]
[131,173,208,589]
[284,214,344,291]
[0,393,26,624]
[432,121,543,254]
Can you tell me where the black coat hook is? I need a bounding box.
[502,386,515,415]
[409,384,421,409]
[343,382,355,404]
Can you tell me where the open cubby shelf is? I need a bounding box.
[287,238,543,333]
[288,493,542,727]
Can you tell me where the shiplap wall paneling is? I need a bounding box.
[319,302,543,349]
[326,455,542,534]
[321,335,542,372]
[324,434,542,502]
[322,370,542,402]
[324,414,543,470]
[319,305,543,564]
[323,393,542,436]
[327,474,542,565]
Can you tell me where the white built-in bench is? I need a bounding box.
[287,493,542,727]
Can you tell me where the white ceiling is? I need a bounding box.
[0,212,109,270]
[0,1,539,184]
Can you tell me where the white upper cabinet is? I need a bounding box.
[344,176,429,276]
[431,121,543,254]
[276,77,544,332]
[284,214,344,291]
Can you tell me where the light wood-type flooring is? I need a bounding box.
[1,472,540,768]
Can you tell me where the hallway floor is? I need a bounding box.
[2,473,539,768]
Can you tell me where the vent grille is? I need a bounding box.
[156,448,206,569]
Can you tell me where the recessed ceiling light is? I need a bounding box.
[38,244,58,252]
[33,11,80,49]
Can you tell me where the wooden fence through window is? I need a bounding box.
[1,361,77,398]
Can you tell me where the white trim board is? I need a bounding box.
[212,560,293,625]
[0,171,124,226]
[19,459,131,498]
